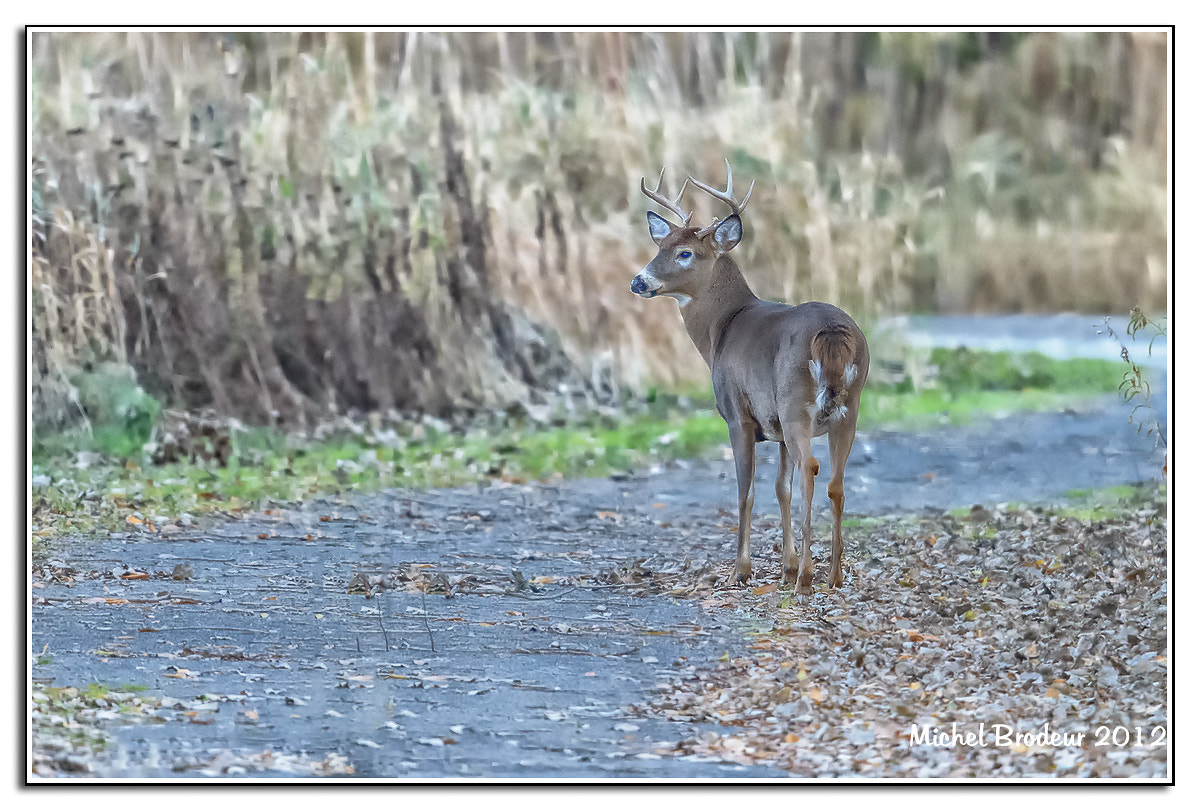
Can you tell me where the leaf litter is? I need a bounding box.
[629,503,1168,778]
[31,685,355,777]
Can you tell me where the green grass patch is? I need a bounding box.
[839,515,894,531]
[932,348,1123,394]
[862,347,1125,430]
[31,403,733,539]
[946,482,1165,524]
[1053,482,1166,522]
[31,348,1131,543]
[864,387,1085,429]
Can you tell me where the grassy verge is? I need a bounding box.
[864,348,1128,429]
[31,348,1131,543]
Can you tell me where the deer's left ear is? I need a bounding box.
[710,214,742,256]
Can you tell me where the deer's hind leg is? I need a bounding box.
[826,412,859,589]
[781,421,818,598]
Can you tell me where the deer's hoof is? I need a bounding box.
[724,567,752,588]
[780,566,800,590]
[781,557,799,584]
[798,571,814,598]
[830,570,843,589]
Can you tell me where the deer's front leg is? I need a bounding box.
[776,441,799,586]
[728,421,757,585]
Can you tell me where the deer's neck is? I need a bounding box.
[681,256,759,368]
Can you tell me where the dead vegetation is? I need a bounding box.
[31,32,1168,428]
[633,503,1168,778]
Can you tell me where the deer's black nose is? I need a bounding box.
[631,276,649,295]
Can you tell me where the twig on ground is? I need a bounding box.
[420,587,435,653]
[502,586,581,601]
[376,593,390,653]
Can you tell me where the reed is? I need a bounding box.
[30,31,1168,427]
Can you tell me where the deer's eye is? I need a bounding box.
[678,250,692,260]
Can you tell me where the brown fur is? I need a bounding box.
[811,324,857,387]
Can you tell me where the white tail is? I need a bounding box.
[632,160,870,595]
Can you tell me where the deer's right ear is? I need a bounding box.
[647,211,673,245]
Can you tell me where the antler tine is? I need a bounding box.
[690,158,755,236]
[640,167,693,226]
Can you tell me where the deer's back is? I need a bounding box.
[712,300,869,439]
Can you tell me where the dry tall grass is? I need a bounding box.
[30,31,1169,426]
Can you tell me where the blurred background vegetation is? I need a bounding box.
[30,31,1168,439]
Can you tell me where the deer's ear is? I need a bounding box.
[647,211,673,245]
[710,214,742,255]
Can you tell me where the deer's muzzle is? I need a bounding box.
[631,273,659,298]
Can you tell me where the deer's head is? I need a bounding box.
[631,160,753,306]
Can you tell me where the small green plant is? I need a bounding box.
[36,359,162,459]
[1100,307,1166,448]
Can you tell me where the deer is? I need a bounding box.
[631,160,870,597]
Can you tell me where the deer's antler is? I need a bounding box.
[640,168,693,226]
[690,158,755,237]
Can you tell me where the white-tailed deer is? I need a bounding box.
[631,160,869,596]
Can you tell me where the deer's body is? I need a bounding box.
[632,163,869,595]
